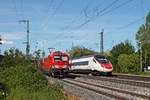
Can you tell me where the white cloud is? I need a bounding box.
[2,32,26,40]
[1,40,13,44]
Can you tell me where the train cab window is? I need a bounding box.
[97,59,109,64]
[54,56,61,62]
[95,55,109,64]
[62,56,68,61]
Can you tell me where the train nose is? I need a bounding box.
[101,63,112,69]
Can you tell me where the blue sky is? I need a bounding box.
[0,0,150,55]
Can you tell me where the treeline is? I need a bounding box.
[106,41,140,73]
[67,11,150,73]
[0,48,66,100]
[67,41,140,73]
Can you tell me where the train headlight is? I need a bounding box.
[54,65,59,68]
[63,65,66,68]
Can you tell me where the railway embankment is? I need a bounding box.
[48,73,150,100]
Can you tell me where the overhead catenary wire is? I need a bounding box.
[45,0,54,13]
[63,0,94,30]
[107,16,145,34]
[36,0,64,51]
[117,17,145,30]
[20,0,25,19]
[40,0,54,28]
[41,0,64,31]
[74,0,134,30]
[58,0,120,49]
[49,0,64,20]
[12,0,21,20]
[63,0,134,51]
[72,0,119,29]
[65,0,108,29]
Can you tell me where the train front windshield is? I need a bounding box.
[54,56,68,62]
[95,55,109,64]
[62,56,68,61]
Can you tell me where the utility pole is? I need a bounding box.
[71,42,74,48]
[139,42,143,72]
[139,40,150,72]
[19,20,30,58]
[48,48,55,54]
[99,29,104,55]
[0,35,2,45]
[0,35,2,54]
[42,41,45,58]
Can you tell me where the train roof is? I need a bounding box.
[72,54,105,60]
[50,51,68,56]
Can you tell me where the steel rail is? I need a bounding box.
[69,73,150,88]
[70,79,150,99]
[63,79,131,100]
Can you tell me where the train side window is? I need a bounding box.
[72,61,89,66]
[93,59,96,63]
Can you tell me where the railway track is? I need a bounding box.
[63,78,150,100]
[68,73,150,88]
[43,73,150,100]
[113,73,150,82]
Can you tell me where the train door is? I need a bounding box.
[89,58,97,71]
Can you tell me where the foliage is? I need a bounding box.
[117,54,140,73]
[0,65,66,100]
[136,11,150,66]
[109,40,135,72]
[67,45,96,59]
[0,48,29,69]
[0,48,67,100]
[110,40,135,57]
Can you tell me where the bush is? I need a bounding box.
[67,46,96,59]
[117,54,140,73]
[0,48,29,69]
[0,48,66,100]
[0,65,66,100]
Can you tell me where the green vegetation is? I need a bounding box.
[136,11,150,69]
[106,40,140,73]
[67,11,150,75]
[108,40,135,72]
[106,11,150,74]
[0,48,66,100]
[0,48,29,69]
[67,45,96,59]
[117,54,140,73]
[132,71,150,76]
[0,10,150,100]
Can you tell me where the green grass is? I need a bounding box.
[6,86,65,100]
[132,71,150,76]
[114,71,150,77]
[0,65,67,100]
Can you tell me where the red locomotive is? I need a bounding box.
[41,51,70,76]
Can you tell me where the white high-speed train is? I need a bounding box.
[70,54,113,75]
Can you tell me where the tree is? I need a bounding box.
[136,11,150,67]
[117,54,140,73]
[0,48,28,69]
[109,40,135,71]
[67,45,96,59]
[111,40,135,57]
